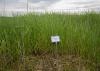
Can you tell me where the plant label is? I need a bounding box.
[51,36,60,43]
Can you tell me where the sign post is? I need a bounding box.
[51,36,60,43]
[51,35,60,70]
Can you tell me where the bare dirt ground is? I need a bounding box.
[0,54,97,71]
[15,54,96,71]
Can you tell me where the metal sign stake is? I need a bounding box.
[51,35,60,70]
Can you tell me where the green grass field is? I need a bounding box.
[0,13,100,71]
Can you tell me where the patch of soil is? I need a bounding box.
[0,54,96,71]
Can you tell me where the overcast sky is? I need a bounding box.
[0,0,100,12]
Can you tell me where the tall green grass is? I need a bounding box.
[0,13,100,70]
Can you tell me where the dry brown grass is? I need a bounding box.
[2,54,95,71]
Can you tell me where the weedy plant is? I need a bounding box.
[0,12,100,70]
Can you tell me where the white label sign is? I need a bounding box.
[51,36,60,43]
